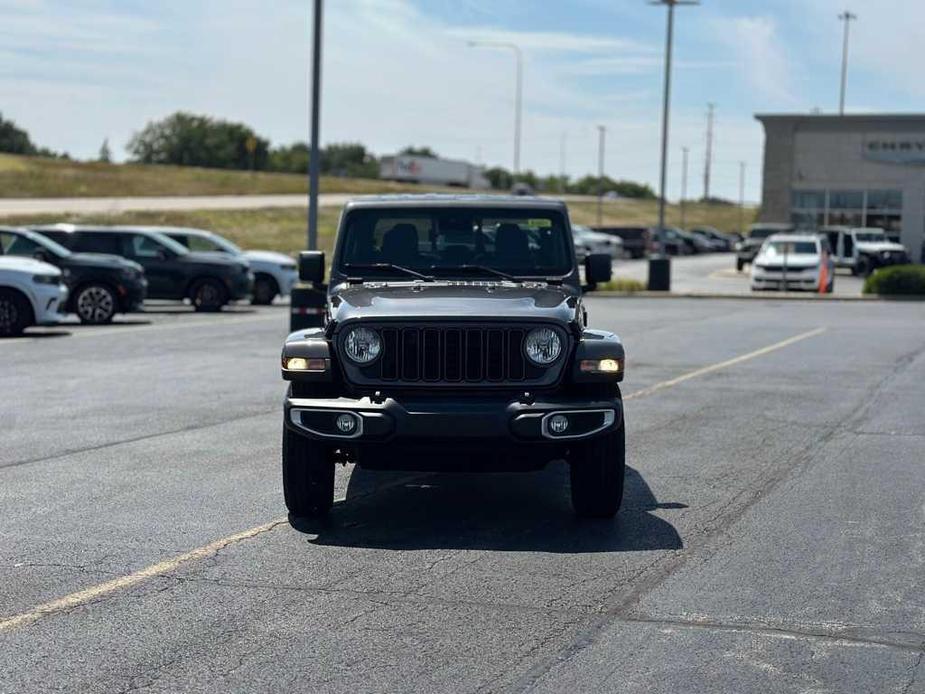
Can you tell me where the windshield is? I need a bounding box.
[148,232,190,255]
[201,232,242,255]
[337,207,573,279]
[854,231,886,242]
[765,240,817,256]
[13,230,71,258]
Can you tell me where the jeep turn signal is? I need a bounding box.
[283,357,327,372]
[580,358,623,374]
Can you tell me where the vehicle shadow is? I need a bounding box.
[290,463,685,554]
[13,330,72,339]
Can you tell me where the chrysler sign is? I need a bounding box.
[863,135,925,166]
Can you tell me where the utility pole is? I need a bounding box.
[468,41,523,174]
[559,131,567,193]
[680,146,689,229]
[738,161,746,235]
[838,10,857,115]
[307,0,323,251]
[649,0,698,291]
[596,125,606,225]
[703,102,715,202]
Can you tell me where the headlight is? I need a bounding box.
[524,327,562,365]
[32,273,60,285]
[343,327,382,364]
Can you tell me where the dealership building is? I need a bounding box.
[757,113,925,261]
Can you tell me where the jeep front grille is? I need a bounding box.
[341,324,564,387]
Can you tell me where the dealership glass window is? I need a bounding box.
[790,188,903,234]
[828,190,864,209]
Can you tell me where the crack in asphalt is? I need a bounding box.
[0,408,279,471]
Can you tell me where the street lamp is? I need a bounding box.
[838,10,857,115]
[648,0,698,292]
[307,0,323,251]
[468,40,523,175]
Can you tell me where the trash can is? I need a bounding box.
[647,257,671,291]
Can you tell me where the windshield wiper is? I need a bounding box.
[430,264,522,282]
[343,263,435,282]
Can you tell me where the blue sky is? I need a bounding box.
[1,0,921,202]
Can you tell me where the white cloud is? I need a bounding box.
[713,15,797,107]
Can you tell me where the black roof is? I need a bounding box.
[342,193,568,211]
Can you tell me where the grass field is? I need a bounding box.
[0,153,444,198]
[3,199,756,258]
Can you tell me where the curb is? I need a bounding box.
[592,290,882,301]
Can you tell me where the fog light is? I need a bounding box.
[335,413,358,434]
[580,358,623,374]
[548,414,569,434]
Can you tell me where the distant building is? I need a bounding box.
[756,113,925,260]
[379,155,491,189]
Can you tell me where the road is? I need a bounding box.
[613,253,867,297]
[0,194,597,217]
[1,297,924,692]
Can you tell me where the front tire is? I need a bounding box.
[0,289,32,337]
[736,258,745,272]
[855,256,872,277]
[251,275,278,305]
[569,423,626,518]
[190,278,228,312]
[74,284,117,324]
[282,427,335,518]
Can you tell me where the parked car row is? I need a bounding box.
[590,225,739,259]
[0,223,299,337]
[736,223,909,277]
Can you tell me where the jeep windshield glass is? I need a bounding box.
[854,232,886,242]
[336,207,573,279]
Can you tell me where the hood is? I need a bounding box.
[182,251,250,269]
[0,256,60,275]
[329,282,578,325]
[65,252,142,272]
[856,241,906,254]
[755,254,819,269]
[244,250,296,266]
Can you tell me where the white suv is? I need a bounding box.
[0,257,69,336]
[822,226,908,276]
[750,234,834,293]
[161,228,298,305]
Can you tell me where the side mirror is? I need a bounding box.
[156,248,172,261]
[584,253,612,290]
[299,250,325,284]
[33,250,50,263]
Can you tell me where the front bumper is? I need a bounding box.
[34,283,69,325]
[285,393,622,444]
[751,268,820,291]
[227,271,255,301]
[118,278,147,312]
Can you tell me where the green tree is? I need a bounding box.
[126,112,270,170]
[321,142,378,178]
[268,142,310,173]
[0,112,36,155]
[399,145,438,158]
[98,138,112,163]
[484,167,513,190]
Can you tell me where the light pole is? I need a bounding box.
[838,10,857,115]
[468,40,523,174]
[738,161,746,235]
[680,146,689,229]
[597,125,606,225]
[307,0,323,251]
[648,0,698,291]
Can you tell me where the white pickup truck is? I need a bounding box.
[821,226,908,276]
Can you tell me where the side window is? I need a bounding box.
[186,235,220,252]
[72,232,122,255]
[0,231,12,254]
[169,235,191,250]
[129,234,166,259]
[1,233,41,257]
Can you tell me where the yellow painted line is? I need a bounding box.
[0,519,286,633]
[0,328,826,633]
[625,327,826,401]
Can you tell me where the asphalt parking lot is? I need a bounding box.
[613,254,868,296]
[2,296,924,693]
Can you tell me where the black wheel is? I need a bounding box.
[74,284,116,324]
[190,278,228,312]
[736,258,745,272]
[569,423,626,518]
[282,427,335,518]
[855,256,872,277]
[251,275,278,306]
[0,289,32,337]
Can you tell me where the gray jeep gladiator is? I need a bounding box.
[280,195,625,518]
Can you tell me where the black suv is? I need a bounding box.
[280,195,625,518]
[32,225,253,311]
[0,226,146,324]
[735,223,794,271]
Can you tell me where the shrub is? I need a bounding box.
[597,277,647,292]
[863,265,925,295]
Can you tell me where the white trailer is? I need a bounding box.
[380,155,490,189]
